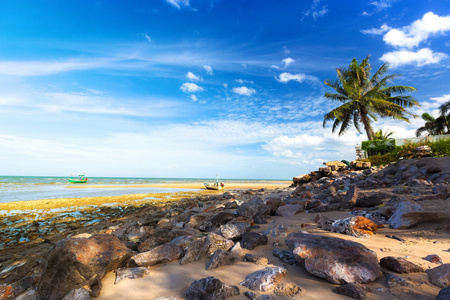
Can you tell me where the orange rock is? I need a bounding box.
[351,216,378,236]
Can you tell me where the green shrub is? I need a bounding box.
[430,139,450,157]
[365,152,398,166]
[362,139,397,156]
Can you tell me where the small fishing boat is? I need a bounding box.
[68,173,88,183]
[204,174,225,190]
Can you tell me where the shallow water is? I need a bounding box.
[0,176,282,203]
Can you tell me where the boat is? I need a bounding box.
[204,174,225,190]
[68,173,88,183]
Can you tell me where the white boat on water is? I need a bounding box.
[204,174,225,190]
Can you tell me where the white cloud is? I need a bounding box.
[232,87,256,96]
[143,34,152,42]
[190,94,198,101]
[235,79,254,84]
[165,0,189,9]
[361,24,392,35]
[276,72,319,84]
[180,82,204,93]
[430,94,450,105]
[186,71,201,81]
[380,48,448,68]
[383,12,450,48]
[370,0,392,11]
[282,57,295,68]
[202,64,213,75]
[302,0,328,20]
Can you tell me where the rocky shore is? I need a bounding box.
[1,157,449,299]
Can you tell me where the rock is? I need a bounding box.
[388,200,424,229]
[426,263,450,288]
[424,254,443,265]
[0,277,35,300]
[304,200,321,210]
[275,205,302,217]
[185,214,211,230]
[127,226,152,243]
[133,242,183,267]
[220,223,249,240]
[355,194,383,208]
[293,174,311,185]
[154,297,185,300]
[228,216,254,226]
[427,166,442,174]
[15,288,37,300]
[138,229,194,252]
[384,272,413,288]
[265,197,286,215]
[273,282,302,297]
[209,212,237,227]
[1,254,44,284]
[261,225,287,237]
[344,185,359,207]
[380,257,424,274]
[252,213,267,224]
[244,254,260,262]
[286,232,381,284]
[350,211,388,225]
[236,196,269,218]
[204,233,235,257]
[37,235,132,300]
[180,238,207,265]
[114,267,151,285]
[437,287,450,300]
[206,249,241,270]
[332,283,367,300]
[272,249,298,266]
[224,201,239,209]
[186,276,239,300]
[240,267,287,292]
[327,216,378,238]
[62,288,90,300]
[230,242,244,256]
[241,232,268,250]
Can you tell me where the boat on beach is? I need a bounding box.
[204,174,225,190]
[68,173,88,183]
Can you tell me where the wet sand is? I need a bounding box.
[66,182,291,190]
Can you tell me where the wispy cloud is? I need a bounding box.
[276,72,319,84]
[361,24,391,35]
[271,57,295,69]
[186,71,201,81]
[165,0,190,9]
[232,86,256,96]
[370,0,393,11]
[180,82,204,93]
[302,0,328,20]
[202,64,213,75]
[143,34,152,42]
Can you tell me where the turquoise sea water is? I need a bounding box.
[0,176,283,203]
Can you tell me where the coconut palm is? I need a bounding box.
[323,56,419,141]
[373,129,395,141]
[416,112,449,136]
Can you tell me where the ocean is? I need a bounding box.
[0,176,283,203]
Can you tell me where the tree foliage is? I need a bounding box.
[323,56,419,141]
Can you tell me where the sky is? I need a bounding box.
[0,0,449,179]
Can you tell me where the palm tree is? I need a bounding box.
[373,129,395,141]
[416,112,449,136]
[323,56,419,141]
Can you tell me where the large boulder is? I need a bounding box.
[219,223,249,240]
[206,249,241,270]
[186,277,239,300]
[241,232,268,250]
[388,200,450,229]
[285,232,381,284]
[37,235,132,300]
[180,233,234,265]
[239,267,287,292]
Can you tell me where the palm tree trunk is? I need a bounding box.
[360,109,373,141]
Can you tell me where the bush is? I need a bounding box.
[364,152,398,166]
[361,139,397,156]
[430,138,450,157]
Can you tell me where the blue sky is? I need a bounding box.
[0,0,449,179]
